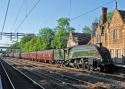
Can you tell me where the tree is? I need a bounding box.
[107,11,113,20]
[20,34,33,46]
[57,17,70,29]
[82,26,92,33]
[51,29,66,48]
[51,17,71,49]
[67,27,75,33]
[10,42,20,49]
[39,27,54,49]
[39,27,54,38]
[93,11,114,23]
[19,34,34,52]
[11,17,75,51]
[94,17,99,23]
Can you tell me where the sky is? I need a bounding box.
[0,0,125,45]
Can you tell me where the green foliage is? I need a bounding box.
[107,11,113,20]
[82,26,92,33]
[67,27,75,33]
[93,11,114,23]
[19,34,33,51]
[57,17,70,29]
[51,17,72,49]
[39,27,54,38]
[35,37,44,50]
[10,17,75,52]
[94,17,99,23]
[51,29,66,48]
[39,27,54,49]
[10,42,20,49]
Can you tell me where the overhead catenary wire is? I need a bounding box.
[1,0,11,33]
[14,0,41,33]
[10,0,25,32]
[26,0,28,16]
[71,0,115,21]
[69,0,71,19]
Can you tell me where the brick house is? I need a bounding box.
[67,32,91,48]
[91,6,125,62]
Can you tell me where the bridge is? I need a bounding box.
[0,43,11,48]
[0,43,12,54]
[0,45,13,57]
[0,32,35,55]
[0,46,10,49]
[0,32,34,41]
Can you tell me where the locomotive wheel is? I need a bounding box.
[104,66,109,72]
[88,65,93,71]
[99,66,104,72]
[81,62,85,69]
[79,58,84,68]
[74,60,77,68]
[74,60,79,68]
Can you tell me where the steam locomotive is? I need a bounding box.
[10,44,114,72]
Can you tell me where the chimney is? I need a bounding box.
[101,7,107,25]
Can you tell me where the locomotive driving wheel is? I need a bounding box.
[88,65,94,71]
[99,65,104,72]
[74,60,79,68]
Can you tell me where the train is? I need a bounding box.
[9,44,114,72]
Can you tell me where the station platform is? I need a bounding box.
[0,75,3,89]
[115,64,125,68]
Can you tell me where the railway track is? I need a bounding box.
[0,61,15,89]
[3,58,90,89]
[11,58,125,82]
[19,67,89,89]
[79,69,125,82]
[4,58,125,89]
[7,59,91,89]
[0,59,44,89]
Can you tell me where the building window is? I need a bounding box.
[113,29,119,40]
[117,29,119,39]
[113,30,115,39]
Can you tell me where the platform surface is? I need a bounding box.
[115,64,125,68]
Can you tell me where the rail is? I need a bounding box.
[12,66,45,89]
[0,75,3,89]
[3,60,45,89]
[0,61,15,89]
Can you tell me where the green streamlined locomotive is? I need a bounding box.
[65,45,114,72]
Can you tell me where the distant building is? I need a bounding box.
[91,5,125,60]
[67,32,91,48]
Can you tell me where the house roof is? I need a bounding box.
[72,33,91,45]
[118,10,125,22]
[97,9,125,33]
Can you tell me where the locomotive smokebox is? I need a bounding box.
[96,43,102,47]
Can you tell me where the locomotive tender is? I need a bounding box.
[11,44,114,72]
